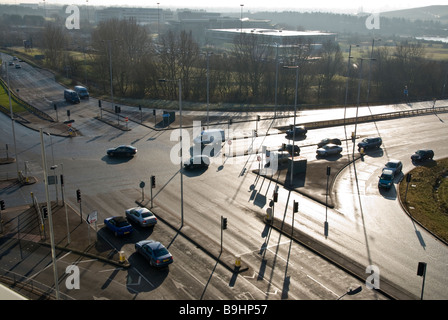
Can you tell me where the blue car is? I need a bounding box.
[135,240,173,267]
[378,169,395,190]
[104,216,133,236]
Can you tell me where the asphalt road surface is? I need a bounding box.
[1,52,447,301]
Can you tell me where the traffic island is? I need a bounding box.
[37,203,131,268]
[135,199,249,274]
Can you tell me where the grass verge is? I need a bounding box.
[399,158,448,243]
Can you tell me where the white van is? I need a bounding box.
[74,85,89,99]
[193,129,225,146]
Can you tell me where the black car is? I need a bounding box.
[285,126,307,138]
[317,138,342,148]
[358,137,382,151]
[411,149,434,162]
[279,143,300,156]
[184,155,210,169]
[107,145,137,157]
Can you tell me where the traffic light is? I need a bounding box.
[42,206,48,218]
[273,192,278,202]
[0,200,5,210]
[417,262,427,276]
[293,201,298,213]
[98,100,102,108]
[222,217,228,230]
[151,176,156,188]
[76,189,81,202]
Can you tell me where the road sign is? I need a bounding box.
[86,211,98,224]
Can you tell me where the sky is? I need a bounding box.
[0,0,446,13]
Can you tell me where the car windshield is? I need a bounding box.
[141,211,154,218]
[381,173,393,180]
[387,162,398,168]
[116,221,129,227]
[154,247,169,257]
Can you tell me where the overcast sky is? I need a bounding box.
[1,0,446,13]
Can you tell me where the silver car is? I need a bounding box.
[316,144,342,157]
[125,207,157,227]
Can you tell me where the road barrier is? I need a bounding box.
[275,106,448,132]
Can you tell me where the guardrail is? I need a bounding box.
[276,106,448,131]
[0,77,53,122]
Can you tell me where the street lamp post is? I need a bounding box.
[352,57,376,158]
[159,78,183,227]
[283,65,299,187]
[39,128,60,300]
[102,40,116,110]
[206,52,213,129]
[366,38,380,105]
[344,44,358,125]
[240,4,244,32]
[5,61,20,178]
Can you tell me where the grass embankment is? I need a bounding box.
[0,83,27,113]
[399,158,448,243]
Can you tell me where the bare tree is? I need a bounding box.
[42,22,67,70]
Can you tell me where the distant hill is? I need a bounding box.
[249,6,448,37]
[380,5,448,24]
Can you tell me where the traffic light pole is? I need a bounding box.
[77,189,82,223]
[39,128,60,300]
[220,216,227,254]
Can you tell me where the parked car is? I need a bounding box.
[193,129,225,146]
[74,85,89,99]
[317,138,342,148]
[378,169,395,190]
[135,240,173,268]
[104,216,133,236]
[384,160,403,175]
[64,89,80,104]
[316,144,342,157]
[107,145,137,157]
[358,137,382,151]
[279,144,300,156]
[125,207,157,227]
[411,149,434,162]
[184,154,210,169]
[285,126,307,138]
[265,151,290,167]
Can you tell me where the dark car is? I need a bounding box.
[316,144,342,157]
[285,126,307,138]
[104,216,133,236]
[317,138,342,148]
[279,143,300,156]
[184,155,210,169]
[411,149,434,162]
[64,89,80,104]
[378,169,395,190]
[107,145,137,157]
[358,137,382,151]
[135,240,173,268]
[384,160,403,175]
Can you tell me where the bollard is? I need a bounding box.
[235,256,241,268]
[119,251,126,263]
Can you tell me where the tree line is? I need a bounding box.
[41,18,448,108]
